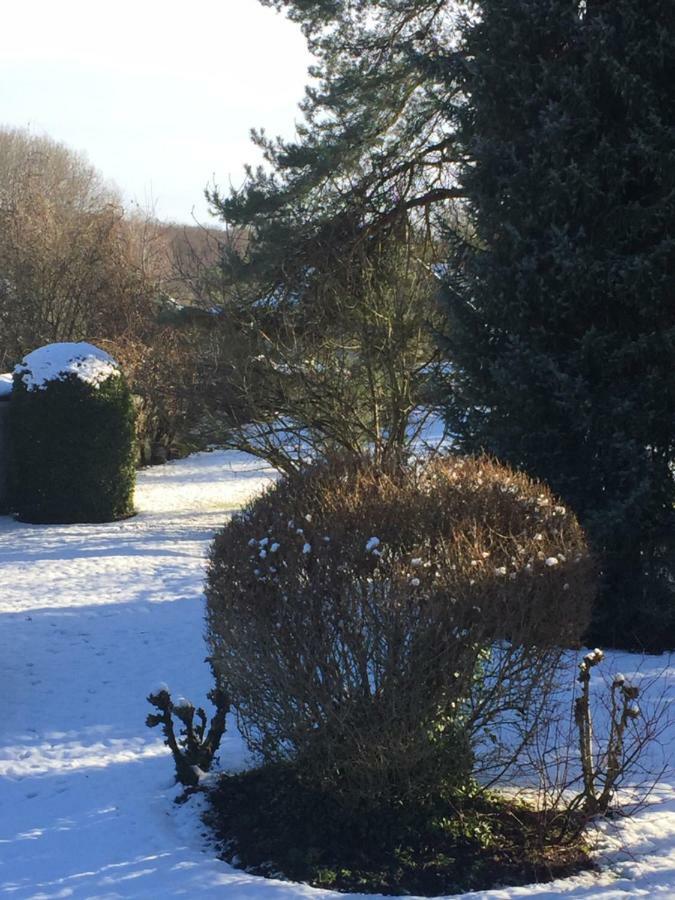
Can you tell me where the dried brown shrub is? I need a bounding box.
[205,455,596,810]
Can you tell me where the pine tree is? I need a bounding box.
[209,0,465,291]
[443,0,675,648]
[205,1,465,466]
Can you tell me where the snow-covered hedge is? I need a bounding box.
[8,342,136,523]
[206,455,596,813]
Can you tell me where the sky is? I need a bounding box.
[1,0,312,224]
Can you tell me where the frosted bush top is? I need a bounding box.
[14,342,121,392]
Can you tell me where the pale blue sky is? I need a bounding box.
[1,0,312,223]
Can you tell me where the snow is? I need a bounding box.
[0,372,12,398]
[1,447,675,898]
[14,341,120,391]
[173,697,192,710]
[235,408,450,471]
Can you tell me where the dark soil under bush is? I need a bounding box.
[205,765,594,896]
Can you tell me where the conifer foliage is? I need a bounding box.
[211,0,673,646]
[209,0,464,291]
[443,0,675,648]
[206,1,464,469]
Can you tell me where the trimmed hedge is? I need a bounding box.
[206,455,596,812]
[9,367,136,523]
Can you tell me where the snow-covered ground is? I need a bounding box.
[1,449,675,899]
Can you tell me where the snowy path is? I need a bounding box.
[1,450,675,899]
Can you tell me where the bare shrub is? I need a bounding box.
[146,684,230,789]
[574,648,640,814]
[206,455,597,811]
[191,220,449,474]
[0,128,211,461]
[533,650,669,825]
[0,128,156,371]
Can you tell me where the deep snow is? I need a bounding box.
[1,449,675,899]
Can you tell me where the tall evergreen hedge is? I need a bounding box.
[443,0,675,649]
[9,353,136,524]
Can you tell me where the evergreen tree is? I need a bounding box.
[205,1,465,466]
[443,0,675,648]
[209,0,465,293]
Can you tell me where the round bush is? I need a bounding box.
[9,343,136,523]
[206,456,596,811]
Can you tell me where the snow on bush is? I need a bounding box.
[8,342,135,524]
[14,342,120,391]
[205,455,597,813]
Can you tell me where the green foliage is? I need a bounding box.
[209,1,463,300]
[442,0,675,648]
[9,372,136,523]
[206,0,674,648]
[203,2,466,471]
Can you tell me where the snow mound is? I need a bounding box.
[14,342,121,392]
[0,373,12,399]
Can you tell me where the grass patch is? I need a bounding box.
[205,765,594,896]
